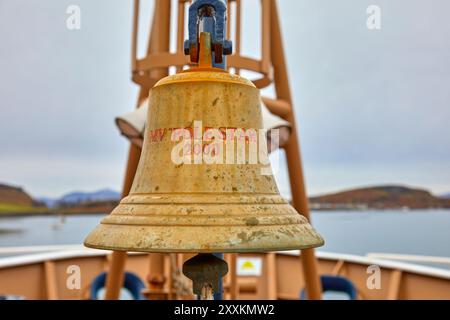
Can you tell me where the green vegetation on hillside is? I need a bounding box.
[310,185,450,210]
[0,203,50,215]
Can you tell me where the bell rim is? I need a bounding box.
[84,222,325,253]
[83,242,324,254]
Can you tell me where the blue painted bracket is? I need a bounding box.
[184,0,232,67]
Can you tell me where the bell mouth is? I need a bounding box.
[84,193,324,253]
[84,234,323,254]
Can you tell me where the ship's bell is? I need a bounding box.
[84,33,324,253]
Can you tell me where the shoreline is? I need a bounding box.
[311,208,450,212]
[0,211,108,218]
[1,208,450,218]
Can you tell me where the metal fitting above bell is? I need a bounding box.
[84,33,324,253]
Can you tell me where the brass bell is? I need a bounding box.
[84,33,324,253]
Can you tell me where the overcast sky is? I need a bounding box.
[0,0,449,198]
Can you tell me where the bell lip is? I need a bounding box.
[83,240,324,254]
[83,223,325,253]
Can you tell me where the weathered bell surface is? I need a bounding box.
[84,33,324,253]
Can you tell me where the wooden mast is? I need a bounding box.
[104,0,171,300]
[269,0,322,300]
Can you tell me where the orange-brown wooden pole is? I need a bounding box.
[235,0,241,75]
[104,0,165,300]
[145,0,172,292]
[261,0,271,73]
[104,144,142,300]
[104,253,127,299]
[176,0,186,72]
[270,0,322,300]
[131,0,139,72]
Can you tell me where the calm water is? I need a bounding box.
[0,210,449,259]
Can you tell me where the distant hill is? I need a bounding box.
[0,183,34,206]
[56,200,119,214]
[439,193,450,199]
[58,189,120,205]
[39,189,120,208]
[37,197,58,208]
[310,185,450,210]
[1,183,120,215]
[53,189,120,214]
[0,183,47,214]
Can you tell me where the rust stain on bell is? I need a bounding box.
[84,33,324,253]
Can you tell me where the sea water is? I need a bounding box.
[0,210,449,265]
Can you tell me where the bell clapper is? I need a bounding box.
[182,254,228,300]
